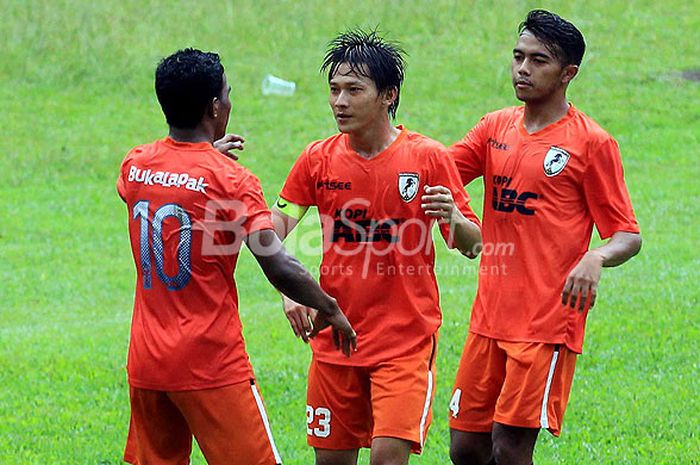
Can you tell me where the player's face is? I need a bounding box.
[512,31,570,102]
[214,73,232,139]
[328,63,392,134]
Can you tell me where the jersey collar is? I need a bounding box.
[162,136,214,151]
[343,125,408,163]
[517,104,576,138]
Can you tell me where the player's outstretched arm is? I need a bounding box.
[421,185,482,258]
[562,231,642,311]
[246,229,357,356]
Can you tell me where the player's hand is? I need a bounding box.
[562,251,604,311]
[281,294,316,343]
[213,133,245,160]
[309,300,357,357]
[421,185,458,224]
[422,185,479,258]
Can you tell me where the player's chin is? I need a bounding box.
[514,88,543,103]
[336,122,353,134]
[337,116,361,132]
[513,88,529,102]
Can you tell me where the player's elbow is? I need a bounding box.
[608,231,642,267]
[619,230,642,259]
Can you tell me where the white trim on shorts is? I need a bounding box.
[418,369,434,448]
[539,346,560,429]
[250,382,283,464]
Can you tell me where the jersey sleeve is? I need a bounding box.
[429,148,481,244]
[279,145,317,206]
[236,171,275,235]
[583,137,640,239]
[448,115,489,185]
[116,151,133,202]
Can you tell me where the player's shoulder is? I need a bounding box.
[460,106,522,138]
[122,139,160,164]
[400,129,457,170]
[569,105,616,145]
[403,128,447,152]
[207,151,261,186]
[301,132,345,159]
[484,106,523,125]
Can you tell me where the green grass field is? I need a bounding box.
[1,0,698,463]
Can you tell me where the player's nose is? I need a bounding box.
[517,60,531,76]
[334,90,350,107]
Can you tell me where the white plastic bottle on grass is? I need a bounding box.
[261,74,296,96]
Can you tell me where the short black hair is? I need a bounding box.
[155,48,225,129]
[519,10,586,67]
[321,28,406,119]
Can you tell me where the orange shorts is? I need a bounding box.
[124,380,282,465]
[449,333,577,436]
[306,335,437,454]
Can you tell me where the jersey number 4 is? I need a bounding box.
[132,201,192,290]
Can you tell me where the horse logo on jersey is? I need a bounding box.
[398,173,420,202]
[543,146,570,177]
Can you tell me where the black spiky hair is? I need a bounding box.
[321,28,406,119]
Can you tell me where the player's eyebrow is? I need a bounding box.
[330,77,366,86]
[513,48,552,60]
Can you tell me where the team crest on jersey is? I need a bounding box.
[398,173,420,202]
[543,146,570,177]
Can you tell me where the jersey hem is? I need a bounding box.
[127,375,254,392]
[468,328,583,354]
[312,332,439,366]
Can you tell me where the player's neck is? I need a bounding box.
[523,95,570,134]
[168,125,214,144]
[347,119,400,159]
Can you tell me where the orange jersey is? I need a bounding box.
[450,105,639,353]
[280,127,480,365]
[117,137,274,390]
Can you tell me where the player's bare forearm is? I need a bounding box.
[249,231,336,315]
[588,231,642,267]
[249,231,357,355]
[562,231,642,310]
[450,212,482,258]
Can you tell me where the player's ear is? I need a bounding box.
[561,64,579,84]
[208,97,220,119]
[382,87,398,107]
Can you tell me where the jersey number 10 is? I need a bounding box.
[132,201,192,291]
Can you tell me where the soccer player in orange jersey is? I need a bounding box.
[271,30,482,465]
[446,11,643,465]
[117,48,356,465]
